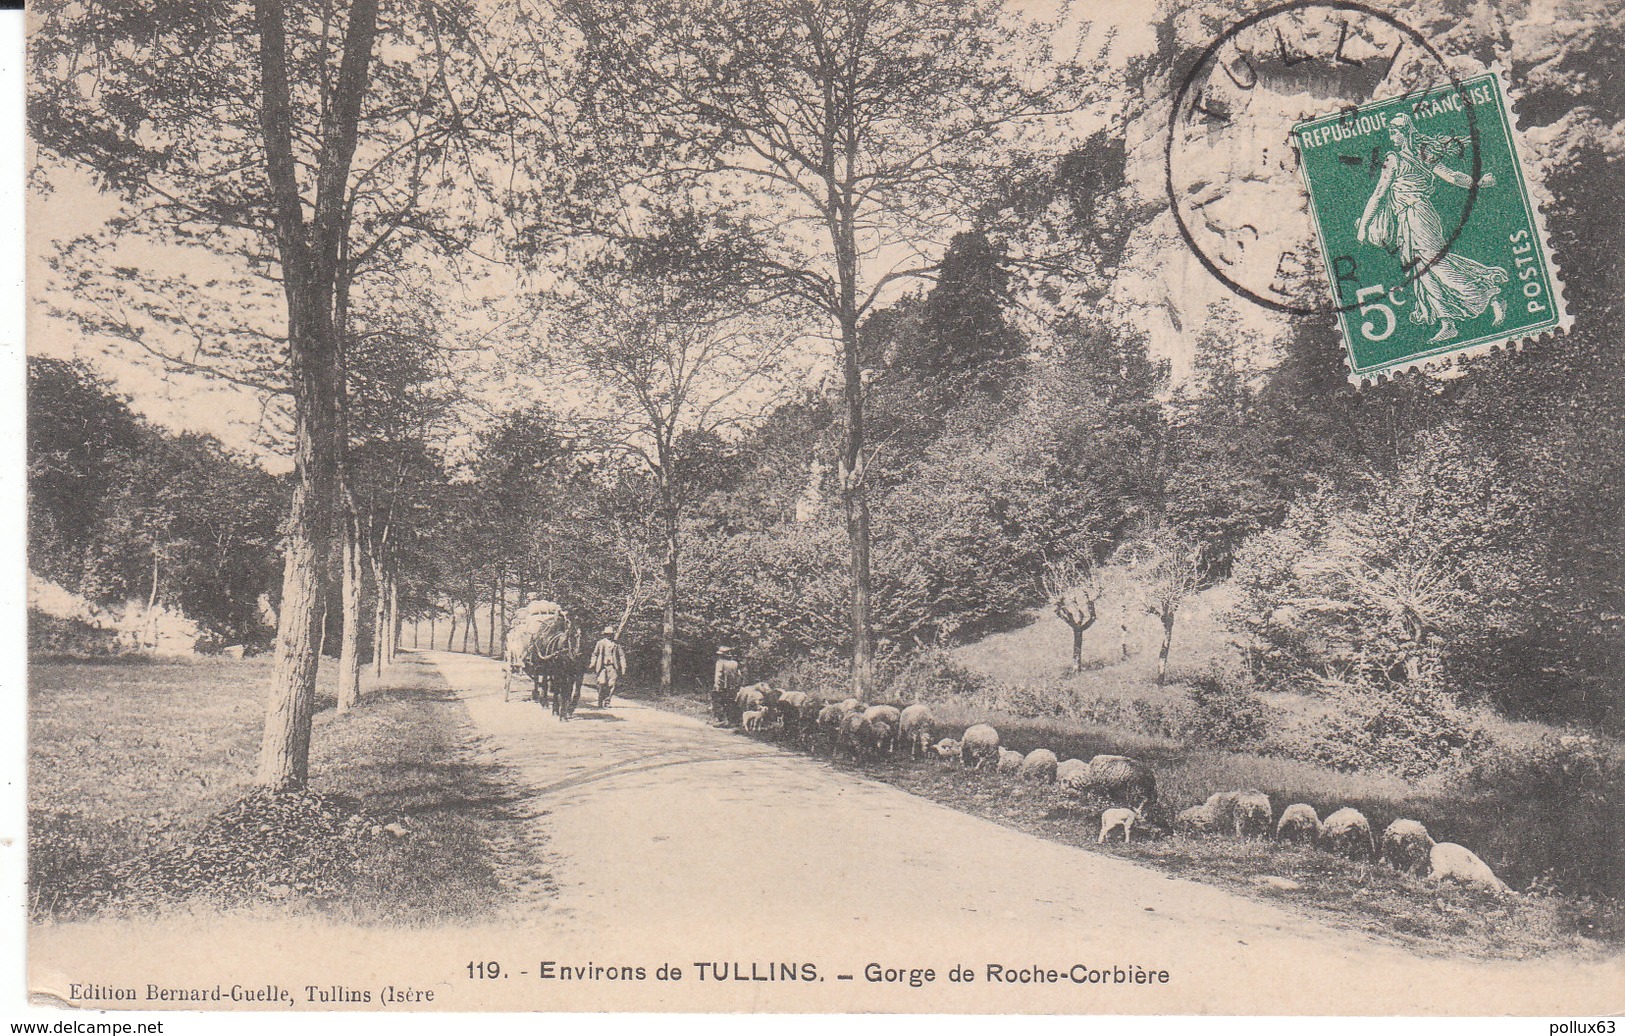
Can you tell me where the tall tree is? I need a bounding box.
[30,0,566,787]
[546,225,795,689]
[570,0,1099,695]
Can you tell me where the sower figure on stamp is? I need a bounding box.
[1356,112,1509,343]
[589,626,628,708]
[712,645,740,726]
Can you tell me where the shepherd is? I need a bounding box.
[590,626,628,708]
[712,645,740,725]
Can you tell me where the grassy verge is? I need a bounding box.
[640,688,1621,961]
[29,653,529,925]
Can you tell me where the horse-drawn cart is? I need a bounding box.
[503,600,585,721]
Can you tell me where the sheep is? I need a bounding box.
[1429,842,1514,895]
[860,705,902,755]
[839,698,863,715]
[1174,803,1219,836]
[1098,807,1141,844]
[742,709,766,732]
[735,686,765,718]
[932,738,961,761]
[897,704,937,759]
[1204,790,1272,839]
[1058,754,1156,809]
[866,719,896,758]
[1319,807,1376,862]
[1379,819,1435,875]
[960,724,1000,769]
[773,690,813,736]
[1275,803,1322,845]
[995,748,1025,774]
[1055,758,1088,787]
[1019,749,1059,784]
[836,712,873,761]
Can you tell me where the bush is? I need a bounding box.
[880,648,995,703]
[27,610,120,657]
[1184,659,1269,748]
[1297,671,1488,781]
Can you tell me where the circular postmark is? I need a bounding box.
[1165,1,1481,316]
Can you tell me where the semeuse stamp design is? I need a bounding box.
[1293,70,1569,382]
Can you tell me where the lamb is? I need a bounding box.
[861,705,902,754]
[1319,806,1376,862]
[897,704,937,759]
[1058,754,1157,808]
[1204,790,1272,839]
[1275,803,1322,845]
[1019,749,1059,784]
[960,724,1000,769]
[1098,807,1141,844]
[995,748,1025,774]
[735,686,766,717]
[742,709,766,732]
[1174,803,1219,836]
[932,738,961,761]
[1429,842,1514,895]
[1379,819,1435,875]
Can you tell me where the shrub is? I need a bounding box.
[1184,659,1269,748]
[880,648,995,703]
[27,610,120,657]
[1298,670,1488,781]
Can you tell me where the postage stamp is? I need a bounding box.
[1292,70,1570,382]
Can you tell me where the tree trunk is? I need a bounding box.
[144,551,161,651]
[660,489,678,692]
[252,0,379,791]
[1157,608,1176,686]
[336,510,364,712]
[489,573,501,659]
[1072,624,1085,673]
[387,574,400,663]
[369,548,387,678]
[837,307,873,699]
[448,610,458,651]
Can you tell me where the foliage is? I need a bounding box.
[1294,668,1489,782]
[1183,660,1270,749]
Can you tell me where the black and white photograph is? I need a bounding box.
[13,0,1624,1019]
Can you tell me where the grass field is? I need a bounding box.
[29,654,529,924]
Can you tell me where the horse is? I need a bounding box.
[503,606,583,713]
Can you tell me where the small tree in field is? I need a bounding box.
[1040,555,1103,673]
[1118,525,1206,686]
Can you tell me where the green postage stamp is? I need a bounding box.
[1293,70,1569,382]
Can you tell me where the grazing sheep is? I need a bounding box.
[735,686,765,717]
[1319,807,1376,862]
[839,698,863,715]
[1174,803,1219,836]
[1098,807,1141,844]
[1058,754,1157,808]
[836,712,872,761]
[1276,803,1322,845]
[1380,819,1436,875]
[742,709,766,732]
[995,748,1024,773]
[866,719,896,758]
[1429,842,1513,895]
[773,690,812,735]
[1204,790,1272,838]
[932,738,961,761]
[816,703,846,751]
[861,705,903,755]
[960,724,1000,769]
[898,704,937,759]
[757,684,783,708]
[1055,758,1088,787]
[1019,749,1059,784]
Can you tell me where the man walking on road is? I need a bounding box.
[712,645,740,725]
[590,627,628,708]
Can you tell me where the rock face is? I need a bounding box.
[28,571,208,656]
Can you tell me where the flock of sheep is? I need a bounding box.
[728,683,1515,897]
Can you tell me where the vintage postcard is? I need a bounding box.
[15,0,1622,1024]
